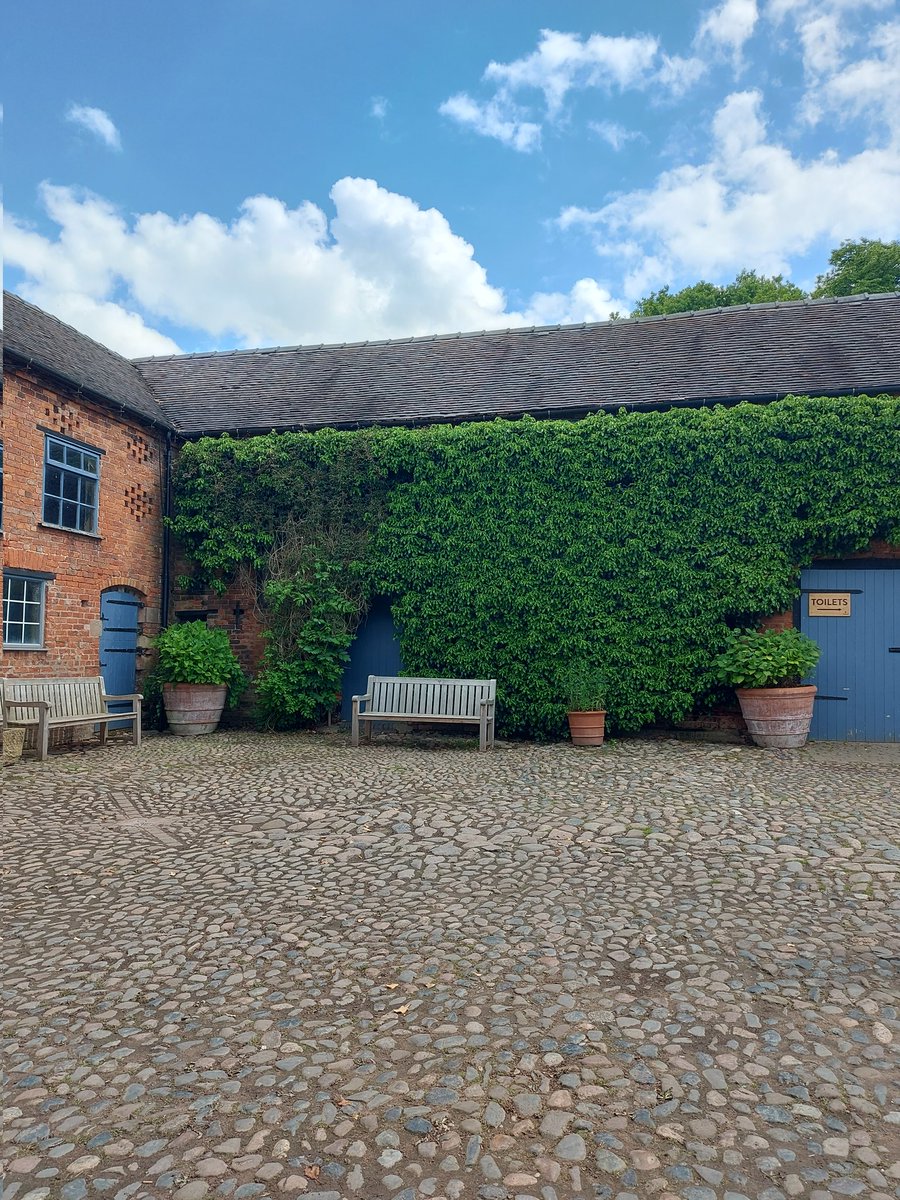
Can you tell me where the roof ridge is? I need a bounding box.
[130,291,900,364]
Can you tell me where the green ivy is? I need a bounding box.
[169,395,900,737]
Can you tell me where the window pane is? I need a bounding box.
[45,466,63,496]
[3,575,44,646]
[43,438,101,533]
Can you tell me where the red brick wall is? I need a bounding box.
[2,367,166,682]
[171,563,267,676]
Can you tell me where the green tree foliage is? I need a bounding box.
[812,238,900,298]
[631,269,804,317]
[170,396,900,738]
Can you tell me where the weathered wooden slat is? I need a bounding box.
[1,676,142,761]
[350,676,497,751]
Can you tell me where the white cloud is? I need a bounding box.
[696,0,759,64]
[801,19,900,136]
[655,54,708,95]
[589,121,643,151]
[518,277,626,325]
[370,96,388,121]
[5,178,626,357]
[795,12,844,74]
[559,89,900,299]
[766,0,893,22]
[65,104,121,151]
[440,28,696,151]
[483,29,661,116]
[439,94,541,153]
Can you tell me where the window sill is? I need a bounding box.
[38,522,102,541]
[2,645,47,652]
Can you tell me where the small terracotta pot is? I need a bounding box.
[735,685,817,749]
[163,683,227,736]
[567,709,607,746]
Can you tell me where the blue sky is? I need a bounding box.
[5,0,899,356]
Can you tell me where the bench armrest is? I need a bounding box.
[479,697,495,710]
[4,700,51,712]
[104,693,144,702]
[351,691,372,708]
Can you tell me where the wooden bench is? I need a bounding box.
[352,675,497,751]
[1,677,142,761]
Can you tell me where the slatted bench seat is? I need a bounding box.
[1,677,142,761]
[352,675,497,751]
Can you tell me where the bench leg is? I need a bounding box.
[480,711,488,752]
[365,720,373,744]
[38,713,50,762]
[98,723,108,746]
[133,700,142,748]
[351,704,360,748]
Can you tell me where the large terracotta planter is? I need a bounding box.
[163,683,227,736]
[567,709,607,746]
[736,685,817,749]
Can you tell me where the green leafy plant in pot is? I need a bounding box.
[715,626,821,748]
[153,621,247,736]
[561,662,607,746]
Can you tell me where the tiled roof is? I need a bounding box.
[3,291,173,430]
[133,293,900,436]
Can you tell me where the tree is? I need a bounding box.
[631,269,805,317]
[812,239,900,298]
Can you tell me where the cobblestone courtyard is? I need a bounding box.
[2,732,898,1200]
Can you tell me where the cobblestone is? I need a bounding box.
[1,730,898,1199]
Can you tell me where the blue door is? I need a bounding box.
[100,589,141,727]
[341,597,403,721]
[799,566,899,741]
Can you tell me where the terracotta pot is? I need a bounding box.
[163,683,227,736]
[567,709,607,746]
[735,685,817,749]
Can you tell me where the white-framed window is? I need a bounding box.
[2,573,48,648]
[42,434,100,534]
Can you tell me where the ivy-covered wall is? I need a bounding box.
[170,395,900,737]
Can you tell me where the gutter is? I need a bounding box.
[5,348,174,434]
[161,431,174,628]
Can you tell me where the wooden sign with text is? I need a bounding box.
[807,592,851,617]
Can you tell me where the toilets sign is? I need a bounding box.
[807,592,851,617]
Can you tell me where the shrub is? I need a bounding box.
[714,627,821,689]
[153,621,246,707]
[560,663,607,711]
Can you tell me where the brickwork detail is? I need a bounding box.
[125,484,154,523]
[2,367,165,682]
[125,428,154,465]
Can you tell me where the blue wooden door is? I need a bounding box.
[100,589,141,727]
[799,567,899,742]
[341,597,403,721]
